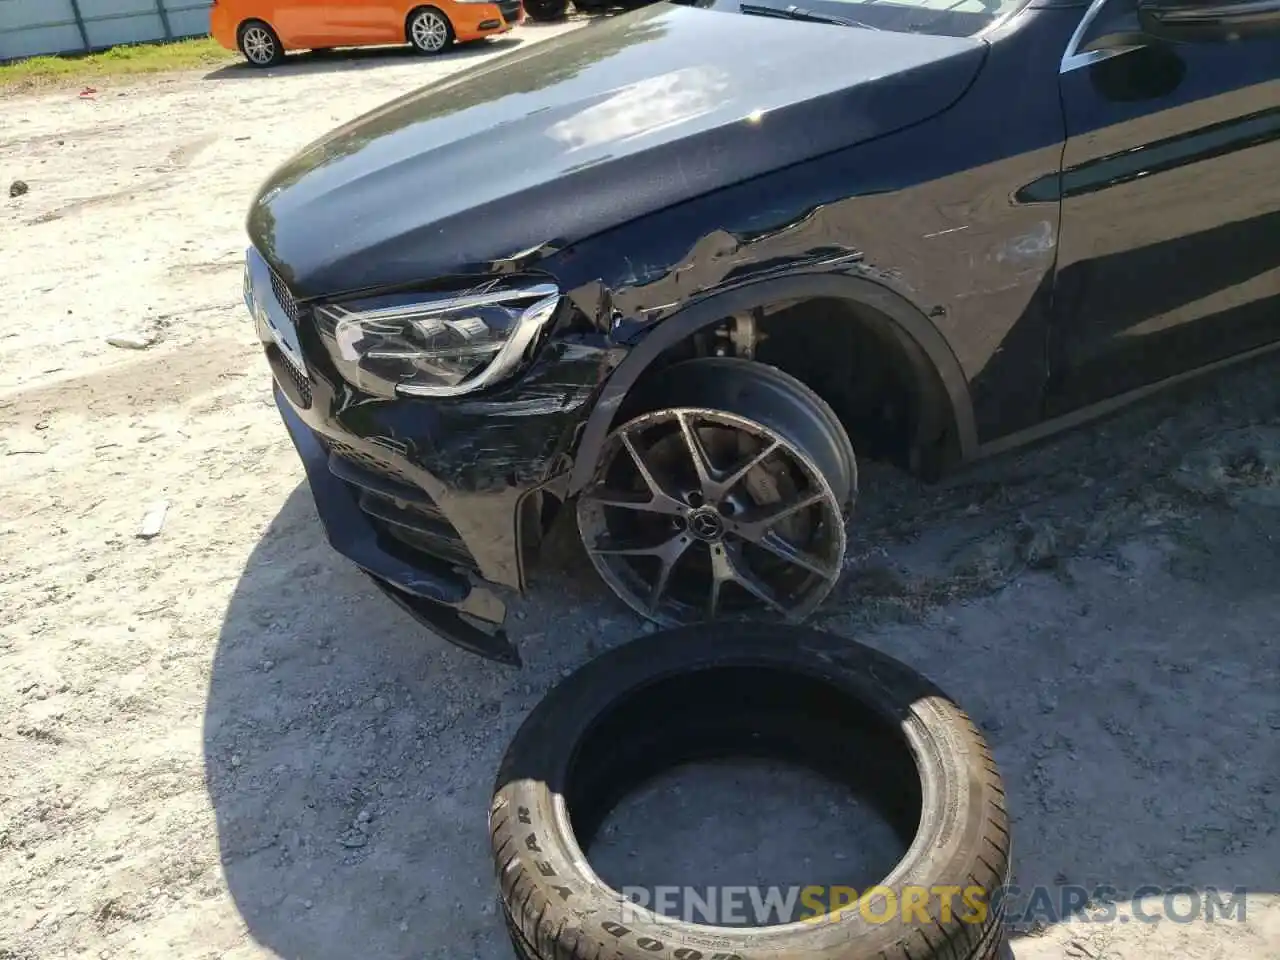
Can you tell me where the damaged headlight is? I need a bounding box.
[316,283,560,398]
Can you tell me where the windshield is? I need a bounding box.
[678,0,1027,38]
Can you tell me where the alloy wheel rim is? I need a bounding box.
[412,12,449,51]
[242,27,275,63]
[578,408,847,626]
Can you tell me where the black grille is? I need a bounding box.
[323,442,478,571]
[264,270,312,408]
[267,343,312,409]
[325,438,419,490]
[270,270,302,325]
[360,492,478,570]
[498,0,521,22]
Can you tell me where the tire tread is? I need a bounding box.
[491,626,1011,960]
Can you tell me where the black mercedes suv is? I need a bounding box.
[242,0,1280,663]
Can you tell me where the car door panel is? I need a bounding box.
[1048,3,1280,415]
[272,0,333,46]
[320,1,405,44]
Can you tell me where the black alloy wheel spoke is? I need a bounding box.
[579,408,846,626]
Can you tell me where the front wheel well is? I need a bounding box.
[405,5,450,34]
[237,17,272,37]
[614,296,962,479]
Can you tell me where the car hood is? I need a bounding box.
[249,3,986,298]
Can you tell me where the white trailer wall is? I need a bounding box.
[0,0,213,62]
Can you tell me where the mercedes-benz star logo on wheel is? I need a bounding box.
[688,508,725,542]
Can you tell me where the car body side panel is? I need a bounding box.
[210,0,328,47]
[271,0,330,47]
[317,0,404,43]
[543,6,1077,449]
[210,1,238,49]
[1047,9,1280,414]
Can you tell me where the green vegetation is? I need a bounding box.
[0,37,235,93]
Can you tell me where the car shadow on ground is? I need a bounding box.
[202,483,621,959]
[201,37,525,81]
[206,377,1279,958]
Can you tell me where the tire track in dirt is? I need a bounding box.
[25,134,220,225]
[0,335,258,423]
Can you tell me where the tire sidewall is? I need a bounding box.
[624,358,858,515]
[491,627,1007,960]
[575,358,859,628]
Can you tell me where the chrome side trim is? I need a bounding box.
[1059,0,1145,72]
[1061,45,1145,70]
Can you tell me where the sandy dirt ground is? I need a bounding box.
[2,23,1278,960]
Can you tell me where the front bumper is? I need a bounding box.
[452,0,524,38]
[246,248,608,664]
[272,387,523,663]
[209,4,237,51]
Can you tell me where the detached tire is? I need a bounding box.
[491,625,1010,960]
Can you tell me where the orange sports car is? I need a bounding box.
[210,0,523,66]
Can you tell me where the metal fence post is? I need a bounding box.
[154,0,173,39]
[67,0,91,51]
